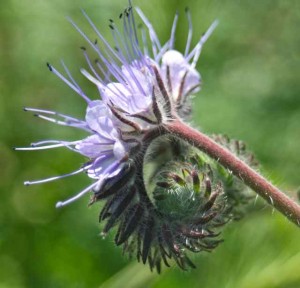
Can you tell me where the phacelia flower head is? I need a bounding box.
[17,3,217,207]
[17,1,222,271]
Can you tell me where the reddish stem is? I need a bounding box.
[165,118,300,227]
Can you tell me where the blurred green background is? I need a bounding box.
[1,0,300,287]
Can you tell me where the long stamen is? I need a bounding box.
[15,140,80,151]
[68,18,126,85]
[33,114,89,131]
[122,8,136,62]
[155,41,169,62]
[47,63,91,103]
[80,68,105,90]
[139,25,149,55]
[94,59,110,82]
[188,20,218,68]
[24,167,85,186]
[56,182,98,208]
[81,10,127,65]
[184,7,193,57]
[61,60,84,94]
[110,21,132,64]
[128,5,141,57]
[81,69,129,103]
[34,114,73,126]
[24,107,82,122]
[126,7,143,61]
[81,47,102,81]
[169,11,179,49]
[15,143,67,151]
[108,19,147,96]
[135,7,161,58]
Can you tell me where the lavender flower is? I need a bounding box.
[18,98,129,208]
[136,7,218,117]
[17,2,225,271]
[17,4,217,207]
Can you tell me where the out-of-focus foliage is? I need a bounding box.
[0,0,299,287]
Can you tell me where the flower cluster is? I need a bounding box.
[18,5,217,208]
[18,3,247,272]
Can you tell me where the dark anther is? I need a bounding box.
[80,46,86,51]
[109,24,114,30]
[46,62,52,72]
[119,13,123,19]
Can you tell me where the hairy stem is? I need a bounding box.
[164,118,300,227]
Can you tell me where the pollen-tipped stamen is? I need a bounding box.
[24,167,85,186]
[56,181,98,208]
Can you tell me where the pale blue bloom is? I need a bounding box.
[17,4,217,208]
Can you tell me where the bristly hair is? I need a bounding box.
[95,133,256,272]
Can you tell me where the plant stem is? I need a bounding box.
[165,118,300,227]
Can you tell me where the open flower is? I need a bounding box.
[17,3,218,214]
[135,7,218,117]
[17,97,130,207]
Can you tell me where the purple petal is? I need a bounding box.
[75,135,114,158]
[161,50,201,102]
